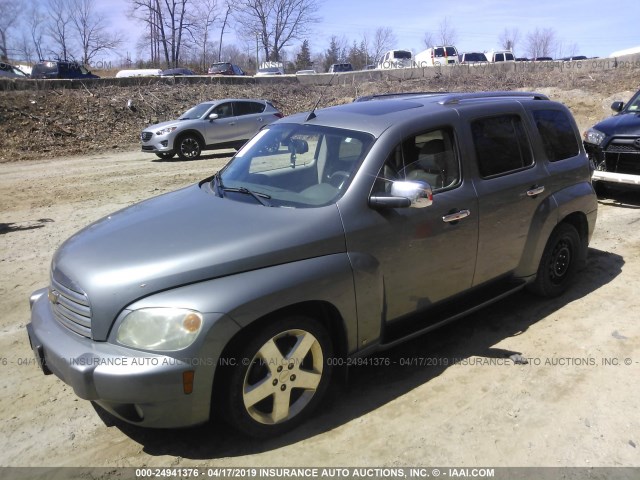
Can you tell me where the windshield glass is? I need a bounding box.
[623,91,640,113]
[179,103,213,120]
[218,123,374,208]
[394,51,412,59]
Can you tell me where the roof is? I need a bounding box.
[280,91,550,137]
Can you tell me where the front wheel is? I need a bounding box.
[221,315,333,438]
[155,151,175,160]
[528,223,583,297]
[176,135,202,160]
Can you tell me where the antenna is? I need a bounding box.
[305,73,337,121]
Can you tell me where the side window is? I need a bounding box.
[372,128,460,194]
[496,53,504,62]
[471,115,533,177]
[531,109,580,162]
[212,102,233,118]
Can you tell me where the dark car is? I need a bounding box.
[160,68,196,76]
[207,62,245,75]
[0,62,29,78]
[584,89,640,189]
[533,57,553,62]
[30,60,99,79]
[328,63,353,73]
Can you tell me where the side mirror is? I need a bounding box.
[208,113,219,120]
[611,101,624,113]
[369,180,433,209]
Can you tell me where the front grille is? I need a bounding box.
[603,138,640,175]
[50,276,92,338]
[141,132,153,142]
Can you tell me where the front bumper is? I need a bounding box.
[140,132,175,154]
[592,170,640,186]
[27,292,235,428]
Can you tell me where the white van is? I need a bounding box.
[486,50,515,63]
[415,46,459,67]
[115,69,162,78]
[378,50,414,69]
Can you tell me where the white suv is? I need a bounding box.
[140,99,283,160]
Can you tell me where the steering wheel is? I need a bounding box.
[328,170,351,189]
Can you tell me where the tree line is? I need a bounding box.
[1,1,576,73]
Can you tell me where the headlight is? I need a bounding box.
[583,128,605,146]
[155,126,178,135]
[116,308,203,351]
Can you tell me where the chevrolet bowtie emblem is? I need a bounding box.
[48,289,60,305]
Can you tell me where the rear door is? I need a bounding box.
[231,101,268,141]
[458,104,550,286]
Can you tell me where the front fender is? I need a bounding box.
[126,253,358,353]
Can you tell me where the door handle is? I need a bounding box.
[229,122,236,126]
[257,117,264,122]
[442,209,470,223]
[527,185,545,197]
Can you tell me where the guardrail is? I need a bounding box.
[2,54,639,91]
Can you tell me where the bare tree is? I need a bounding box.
[370,27,396,64]
[189,0,219,69]
[218,1,232,62]
[422,31,434,48]
[525,27,556,59]
[70,0,123,65]
[130,0,195,68]
[233,0,320,62]
[0,0,23,61]
[438,17,456,45]
[25,5,47,61]
[498,28,519,54]
[47,0,74,60]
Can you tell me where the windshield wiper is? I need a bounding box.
[224,187,271,206]
[212,173,271,206]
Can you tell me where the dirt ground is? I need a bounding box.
[0,141,639,471]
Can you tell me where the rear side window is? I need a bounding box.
[472,115,533,177]
[531,109,580,162]
[234,101,265,116]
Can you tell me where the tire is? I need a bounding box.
[529,223,583,298]
[221,315,333,438]
[176,134,202,160]
[155,151,175,160]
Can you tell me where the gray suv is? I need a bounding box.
[140,99,283,160]
[28,92,597,438]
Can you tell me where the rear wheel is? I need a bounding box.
[176,135,202,160]
[221,315,333,438]
[529,223,583,297]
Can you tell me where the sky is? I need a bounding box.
[101,0,639,61]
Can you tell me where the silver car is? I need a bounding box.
[140,99,283,160]
[28,92,597,438]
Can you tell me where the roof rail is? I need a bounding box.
[353,91,448,102]
[438,91,549,105]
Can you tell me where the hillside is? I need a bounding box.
[1,67,639,163]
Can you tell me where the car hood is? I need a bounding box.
[51,183,347,340]
[142,119,182,132]
[594,112,640,137]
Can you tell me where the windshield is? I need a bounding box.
[217,123,374,208]
[179,103,213,120]
[209,63,230,72]
[623,91,640,113]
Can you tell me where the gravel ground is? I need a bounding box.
[0,148,639,471]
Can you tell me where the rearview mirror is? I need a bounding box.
[288,138,309,154]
